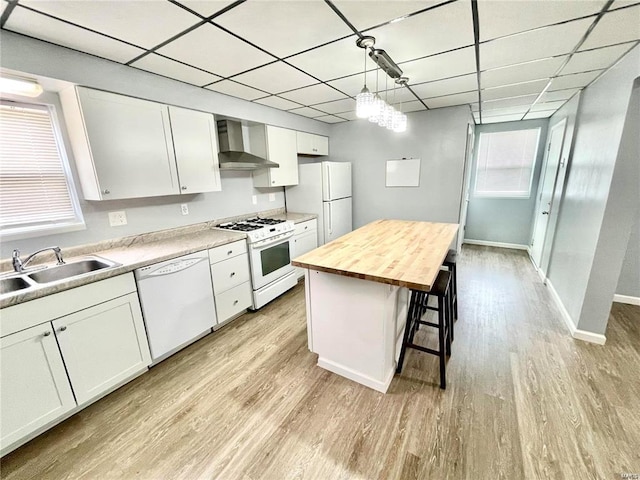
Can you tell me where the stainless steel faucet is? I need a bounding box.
[12,246,65,272]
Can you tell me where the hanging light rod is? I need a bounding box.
[369,49,403,79]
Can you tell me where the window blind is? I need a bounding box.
[474,128,540,197]
[0,101,83,236]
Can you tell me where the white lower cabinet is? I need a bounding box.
[209,241,253,324]
[292,219,318,279]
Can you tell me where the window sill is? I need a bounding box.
[0,222,87,241]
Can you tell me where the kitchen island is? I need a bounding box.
[292,219,458,393]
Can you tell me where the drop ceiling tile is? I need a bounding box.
[482,113,527,123]
[332,1,442,31]
[538,88,580,102]
[1,2,6,16]
[562,42,635,74]
[4,6,145,63]
[411,74,478,99]
[19,0,199,49]
[402,100,428,113]
[316,115,347,124]
[336,111,360,121]
[480,18,593,70]
[280,83,348,105]
[530,100,567,111]
[580,4,640,50]
[548,70,602,90]
[425,91,479,108]
[523,110,557,120]
[478,0,606,41]
[376,86,416,104]
[481,56,567,88]
[288,106,326,118]
[158,23,273,77]
[231,61,317,95]
[254,96,302,110]
[176,0,237,17]
[205,80,267,100]
[214,1,352,58]
[327,73,372,98]
[131,53,221,86]
[366,1,475,62]
[482,94,539,109]
[473,112,481,123]
[482,79,548,101]
[482,105,532,116]
[286,36,361,81]
[311,98,356,115]
[471,103,480,112]
[399,47,477,84]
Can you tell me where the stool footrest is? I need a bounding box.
[407,344,440,356]
[417,320,439,328]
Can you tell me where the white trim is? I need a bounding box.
[463,239,529,250]
[317,357,394,393]
[613,294,640,306]
[546,279,607,345]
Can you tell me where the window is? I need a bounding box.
[0,100,84,239]
[474,128,541,198]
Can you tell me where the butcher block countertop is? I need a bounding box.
[292,219,458,292]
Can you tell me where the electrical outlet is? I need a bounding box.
[181,204,189,215]
[268,193,275,202]
[108,211,127,227]
[252,195,257,205]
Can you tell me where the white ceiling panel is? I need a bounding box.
[425,91,478,108]
[19,0,199,49]
[548,70,602,90]
[205,80,267,100]
[4,6,145,63]
[315,115,347,123]
[411,74,478,99]
[580,4,640,50]
[280,83,349,105]
[176,1,238,18]
[335,111,360,121]
[482,79,548,101]
[311,98,357,115]
[131,54,221,86]
[480,18,593,70]
[376,86,416,104]
[287,36,362,82]
[366,1,475,63]
[401,100,428,113]
[253,96,302,110]
[523,110,556,120]
[327,72,372,98]
[563,43,635,74]
[482,94,540,109]
[482,105,531,116]
[538,88,580,103]
[214,1,352,58]
[530,100,567,112]
[482,113,528,123]
[481,56,567,88]
[399,47,477,84]
[478,0,606,42]
[331,1,441,31]
[232,61,317,95]
[158,23,273,77]
[288,106,326,118]
[1,2,6,16]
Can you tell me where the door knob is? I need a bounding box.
[542,211,549,215]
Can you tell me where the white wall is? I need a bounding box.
[0,31,329,257]
[327,106,471,228]
[616,213,640,298]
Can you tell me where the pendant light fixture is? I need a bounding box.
[393,77,409,133]
[368,65,383,123]
[355,36,375,119]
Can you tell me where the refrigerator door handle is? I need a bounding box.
[328,202,332,235]
[325,163,331,201]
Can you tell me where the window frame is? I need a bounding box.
[472,128,541,199]
[0,98,85,240]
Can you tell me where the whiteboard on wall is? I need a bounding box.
[385,158,421,187]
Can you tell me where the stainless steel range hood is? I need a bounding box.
[216,120,279,171]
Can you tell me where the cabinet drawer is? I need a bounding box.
[215,282,252,323]
[294,219,317,236]
[210,254,250,294]
[208,240,247,264]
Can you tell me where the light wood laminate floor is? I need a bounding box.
[2,246,639,479]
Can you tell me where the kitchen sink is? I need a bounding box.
[27,257,120,284]
[0,276,32,295]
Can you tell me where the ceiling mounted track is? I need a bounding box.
[369,49,403,79]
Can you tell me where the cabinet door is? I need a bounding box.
[52,293,151,406]
[313,135,329,155]
[168,106,221,194]
[77,87,179,199]
[267,126,298,186]
[296,131,314,155]
[292,230,318,279]
[1,323,76,451]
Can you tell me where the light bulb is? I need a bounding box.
[356,86,375,119]
[368,95,384,123]
[393,113,407,133]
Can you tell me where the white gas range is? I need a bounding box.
[215,218,297,309]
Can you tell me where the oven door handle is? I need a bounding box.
[251,234,293,250]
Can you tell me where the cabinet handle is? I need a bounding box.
[227,250,233,255]
[181,186,187,190]
[230,272,236,277]
[59,326,67,332]
[272,180,275,184]
[102,189,110,195]
[304,226,308,230]
[43,331,51,337]
[233,300,238,305]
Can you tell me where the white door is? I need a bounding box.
[292,230,318,279]
[52,293,151,406]
[530,118,567,269]
[323,162,351,200]
[458,124,475,252]
[324,197,352,243]
[267,126,298,186]
[1,323,76,452]
[168,106,221,194]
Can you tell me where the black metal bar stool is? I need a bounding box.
[396,270,452,389]
[443,249,458,321]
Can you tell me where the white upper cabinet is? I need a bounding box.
[60,87,221,200]
[297,131,329,156]
[251,125,299,187]
[168,106,221,194]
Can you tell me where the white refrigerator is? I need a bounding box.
[286,162,352,245]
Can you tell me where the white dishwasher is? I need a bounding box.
[135,251,217,364]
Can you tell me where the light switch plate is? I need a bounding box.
[268,193,275,202]
[108,211,127,226]
[181,204,189,215]
[252,195,257,205]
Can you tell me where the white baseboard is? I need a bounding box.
[463,239,529,250]
[613,294,640,306]
[546,279,607,345]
